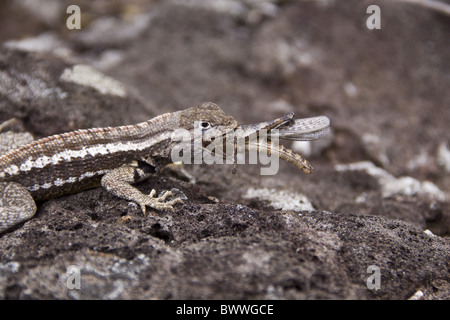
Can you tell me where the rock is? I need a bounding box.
[0,48,154,138]
[0,0,449,300]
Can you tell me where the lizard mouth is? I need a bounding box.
[204,112,330,174]
[201,113,292,149]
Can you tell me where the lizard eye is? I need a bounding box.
[200,121,211,129]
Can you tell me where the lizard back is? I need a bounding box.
[0,112,179,199]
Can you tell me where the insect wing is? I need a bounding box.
[274,116,330,141]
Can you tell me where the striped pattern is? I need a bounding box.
[0,111,179,199]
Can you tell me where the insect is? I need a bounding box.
[220,112,331,174]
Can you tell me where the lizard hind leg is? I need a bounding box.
[0,182,37,233]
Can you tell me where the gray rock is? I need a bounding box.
[0,0,449,300]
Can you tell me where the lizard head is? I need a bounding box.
[178,102,238,139]
[173,102,330,174]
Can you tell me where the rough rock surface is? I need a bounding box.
[0,0,449,299]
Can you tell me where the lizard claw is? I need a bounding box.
[159,188,187,201]
[138,188,186,214]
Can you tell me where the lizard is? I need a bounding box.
[0,102,330,233]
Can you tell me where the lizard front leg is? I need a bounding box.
[101,164,186,214]
[0,182,37,232]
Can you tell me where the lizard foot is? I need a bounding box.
[138,188,187,214]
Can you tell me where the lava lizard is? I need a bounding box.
[0,102,330,233]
